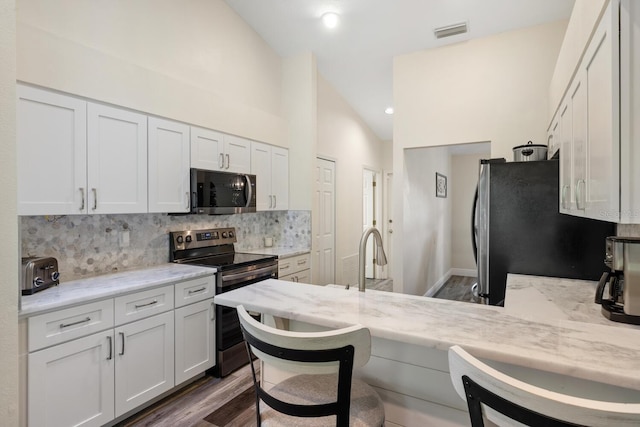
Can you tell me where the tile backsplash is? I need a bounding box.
[21,211,311,281]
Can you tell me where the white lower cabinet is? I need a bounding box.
[278,253,311,284]
[114,311,175,417]
[175,299,215,385]
[24,275,215,427]
[28,330,115,427]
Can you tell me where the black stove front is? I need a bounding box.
[170,227,278,377]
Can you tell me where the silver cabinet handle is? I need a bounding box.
[92,188,97,211]
[107,336,113,360]
[119,332,125,356]
[60,317,91,329]
[185,191,190,209]
[211,302,215,321]
[134,299,158,309]
[218,153,224,169]
[188,287,206,294]
[575,179,586,210]
[297,259,307,266]
[273,195,277,209]
[79,187,85,211]
[225,154,230,169]
[561,185,569,210]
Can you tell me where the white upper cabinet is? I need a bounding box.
[17,85,88,216]
[190,127,251,174]
[554,0,623,222]
[87,103,148,214]
[251,141,289,211]
[223,134,252,173]
[148,117,190,213]
[190,126,224,171]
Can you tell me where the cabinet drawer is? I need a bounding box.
[278,253,311,277]
[280,269,311,284]
[28,299,114,352]
[174,275,215,308]
[114,285,174,326]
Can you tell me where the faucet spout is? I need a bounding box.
[358,226,388,292]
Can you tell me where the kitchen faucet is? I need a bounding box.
[358,226,388,292]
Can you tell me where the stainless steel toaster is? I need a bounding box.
[21,257,60,295]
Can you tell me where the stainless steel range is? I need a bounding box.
[170,227,277,377]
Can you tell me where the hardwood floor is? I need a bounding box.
[432,275,480,303]
[116,362,258,427]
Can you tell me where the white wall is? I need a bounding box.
[392,20,567,291]
[317,75,385,285]
[0,0,18,423]
[451,152,488,273]
[403,147,451,296]
[16,0,286,146]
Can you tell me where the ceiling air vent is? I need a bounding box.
[434,22,468,39]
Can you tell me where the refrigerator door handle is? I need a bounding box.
[471,185,479,263]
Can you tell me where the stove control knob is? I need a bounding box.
[33,277,44,287]
[51,271,60,281]
[222,232,228,238]
[229,231,235,238]
[185,235,192,243]
[176,236,184,244]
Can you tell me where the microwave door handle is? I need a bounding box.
[244,175,253,207]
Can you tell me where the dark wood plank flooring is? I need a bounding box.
[432,275,480,303]
[116,362,258,427]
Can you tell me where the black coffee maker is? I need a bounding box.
[595,236,640,324]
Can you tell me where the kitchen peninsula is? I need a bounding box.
[215,275,640,426]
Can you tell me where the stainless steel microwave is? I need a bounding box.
[190,169,256,214]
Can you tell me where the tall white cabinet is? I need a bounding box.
[251,141,289,211]
[87,103,148,214]
[148,117,191,213]
[17,85,88,215]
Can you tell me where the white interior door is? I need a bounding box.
[363,170,375,279]
[383,171,394,280]
[313,158,336,285]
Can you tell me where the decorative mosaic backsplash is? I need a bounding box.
[21,211,311,281]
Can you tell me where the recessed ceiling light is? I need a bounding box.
[322,12,340,29]
[385,107,394,115]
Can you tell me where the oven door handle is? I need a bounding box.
[221,265,276,283]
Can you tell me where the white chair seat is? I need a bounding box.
[261,374,385,427]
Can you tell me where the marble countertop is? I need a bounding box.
[504,274,640,328]
[20,263,215,318]
[214,276,640,392]
[240,246,310,258]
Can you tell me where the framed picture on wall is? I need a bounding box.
[436,172,447,198]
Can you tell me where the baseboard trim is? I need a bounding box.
[424,269,453,297]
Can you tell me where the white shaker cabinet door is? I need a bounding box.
[174,299,215,385]
[271,146,289,210]
[114,311,174,417]
[17,85,88,215]
[28,330,115,427]
[223,134,252,173]
[251,141,272,210]
[148,117,190,213]
[191,126,225,171]
[87,103,148,214]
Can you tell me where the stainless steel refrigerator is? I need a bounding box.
[472,158,615,306]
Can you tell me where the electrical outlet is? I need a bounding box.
[120,230,130,248]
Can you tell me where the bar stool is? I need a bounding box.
[448,345,640,426]
[237,305,385,426]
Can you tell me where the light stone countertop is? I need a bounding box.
[19,263,215,318]
[240,246,310,258]
[503,273,640,328]
[214,276,640,392]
